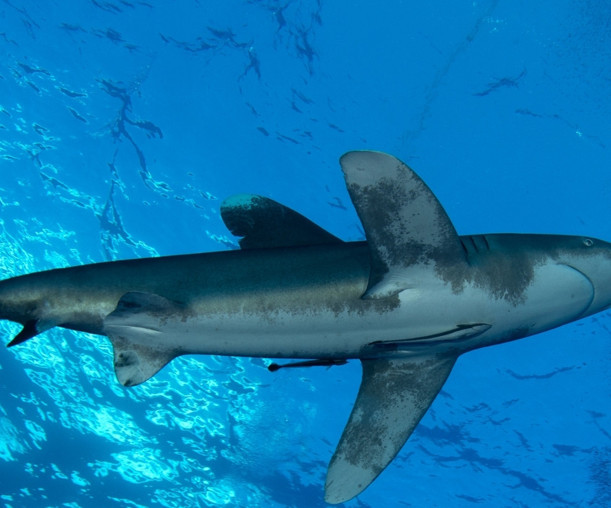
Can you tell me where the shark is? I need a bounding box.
[1,150,610,503]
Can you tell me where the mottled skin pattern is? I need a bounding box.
[326,355,457,499]
[1,233,605,348]
[1,151,610,504]
[0,242,370,338]
[341,151,465,298]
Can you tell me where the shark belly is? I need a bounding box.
[104,289,404,359]
[103,277,487,375]
[103,252,596,386]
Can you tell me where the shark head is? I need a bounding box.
[556,235,611,318]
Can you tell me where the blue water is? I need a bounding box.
[0,1,609,506]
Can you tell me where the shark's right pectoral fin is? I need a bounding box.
[103,292,182,387]
[340,151,468,299]
[325,354,457,504]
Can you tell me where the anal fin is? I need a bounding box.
[325,354,457,504]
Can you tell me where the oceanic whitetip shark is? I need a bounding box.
[2,151,610,503]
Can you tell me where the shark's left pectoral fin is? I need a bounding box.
[325,354,457,504]
[103,292,182,387]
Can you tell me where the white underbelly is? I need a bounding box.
[104,261,595,360]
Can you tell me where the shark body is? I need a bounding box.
[2,151,610,503]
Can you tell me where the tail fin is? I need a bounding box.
[7,318,60,347]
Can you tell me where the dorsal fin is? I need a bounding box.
[340,151,467,298]
[221,194,342,249]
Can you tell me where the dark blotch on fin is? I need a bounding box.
[7,320,40,347]
[268,359,348,372]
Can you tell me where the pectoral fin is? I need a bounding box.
[325,354,457,504]
[340,151,467,298]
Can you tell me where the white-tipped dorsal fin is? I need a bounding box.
[103,292,182,387]
[325,354,457,504]
[221,194,342,249]
[340,151,467,298]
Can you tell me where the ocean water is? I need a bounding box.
[0,1,609,506]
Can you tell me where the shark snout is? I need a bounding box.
[563,239,611,318]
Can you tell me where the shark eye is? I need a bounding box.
[583,238,594,247]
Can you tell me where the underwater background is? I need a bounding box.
[0,1,609,506]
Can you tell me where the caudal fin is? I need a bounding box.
[7,318,60,347]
